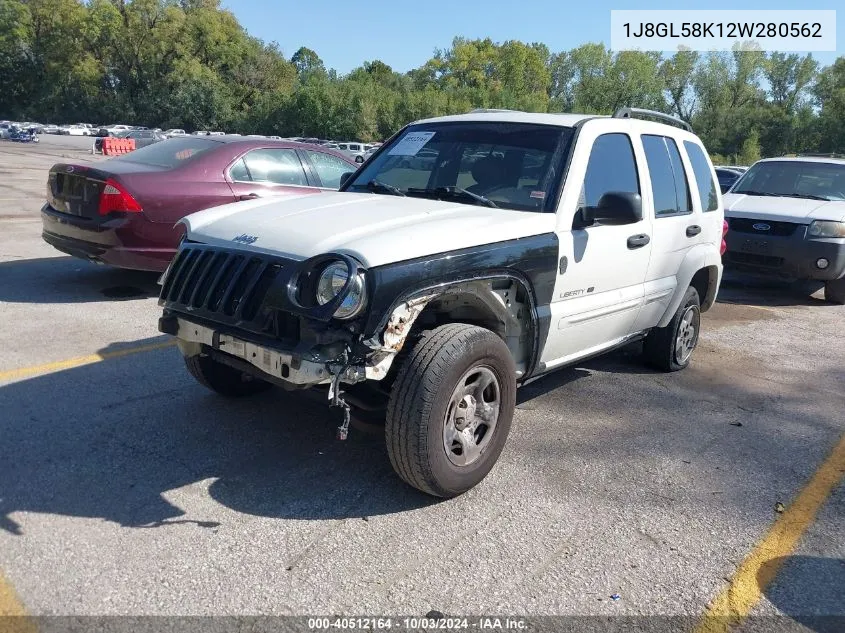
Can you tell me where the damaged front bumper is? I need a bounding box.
[160,315,369,387]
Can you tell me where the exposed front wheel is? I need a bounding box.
[184,353,272,397]
[643,286,701,372]
[385,324,516,498]
[824,278,845,305]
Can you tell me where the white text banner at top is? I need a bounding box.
[610,10,836,52]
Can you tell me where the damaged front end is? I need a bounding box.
[158,242,427,439]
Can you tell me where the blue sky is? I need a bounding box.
[222,0,842,74]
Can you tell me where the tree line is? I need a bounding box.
[1,0,844,164]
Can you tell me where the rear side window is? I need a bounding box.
[229,158,250,181]
[306,150,353,188]
[580,133,639,210]
[642,135,691,217]
[112,137,218,168]
[684,141,719,211]
[242,148,308,186]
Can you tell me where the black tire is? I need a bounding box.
[643,286,701,372]
[824,278,845,305]
[385,323,516,498]
[184,354,272,397]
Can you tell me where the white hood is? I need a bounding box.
[181,191,556,268]
[723,193,845,223]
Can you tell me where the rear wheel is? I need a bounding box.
[824,278,845,305]
[184,354,272,397]
[643,286,701,372]
[385,323,516,498]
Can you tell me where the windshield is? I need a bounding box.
[732,160,845,201]
[345,122,574,212]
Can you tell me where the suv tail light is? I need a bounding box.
[720,219,728,255]
[98,178,142,215]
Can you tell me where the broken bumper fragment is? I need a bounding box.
[160,315,367,387]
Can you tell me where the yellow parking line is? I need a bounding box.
[0,340,177,626]
[0,572,27,616]
[0,340,176,382]
[0,572,37,633]
[694,433,845,633]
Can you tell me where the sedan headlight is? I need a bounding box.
[808,220,845,238]
[315,261,366,319]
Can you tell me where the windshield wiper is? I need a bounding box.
[407,186,499,208]
[733,190,778,197]
[775,193,830,201]
[365,179,405,196]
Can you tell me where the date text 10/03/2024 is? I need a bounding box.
[307,617,528,630]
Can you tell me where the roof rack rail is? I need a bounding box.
[612,107,692,132]
[468,108,523,114]
[796,152,845,159]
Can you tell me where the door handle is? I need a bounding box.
[686,225,702,237]
[627,233,650,249]
[238,193,260,200]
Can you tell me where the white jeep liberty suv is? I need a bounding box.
[158,108,725,497]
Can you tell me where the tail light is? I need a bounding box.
[720,219,729,255]
[98,178,142,215]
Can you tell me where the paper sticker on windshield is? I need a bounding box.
[388,131,436,156]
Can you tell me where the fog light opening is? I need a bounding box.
[816,258,830,270]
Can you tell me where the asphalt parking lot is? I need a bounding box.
[0,139,842,629]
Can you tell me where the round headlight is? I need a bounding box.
[315,261,366,319]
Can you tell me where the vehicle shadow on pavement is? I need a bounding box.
[718,275,828,308]
[1,333,842,534]
[0,344,434,534]
[0,256,161,303]
[758,556,845,632]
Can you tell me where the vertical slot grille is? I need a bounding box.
[160,245,298,340]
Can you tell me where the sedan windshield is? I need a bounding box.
[345,122,574,212]
[732,160,845,201]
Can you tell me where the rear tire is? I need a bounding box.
[643,286,701,372]
[184,354,272,397]
[824,278,845,305]
[385,323,516,498]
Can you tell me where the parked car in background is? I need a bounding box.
[336,141,368,163]
[163,129,187,138]
[41,124,60,134]
[722,155,845,304]
[191,130,210,136]
[715,167,744,193]
[104,124,132,134]
[60,124,92,136]
[8,125,39,143]
[41,137,358,272]
[122,129,167,148]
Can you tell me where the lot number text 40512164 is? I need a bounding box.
[307,617,529,630]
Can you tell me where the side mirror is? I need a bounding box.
[578,192,642,227]
[339,172,353,188]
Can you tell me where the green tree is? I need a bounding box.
[660,49,699,120]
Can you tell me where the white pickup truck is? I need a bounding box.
[158,108,725,497]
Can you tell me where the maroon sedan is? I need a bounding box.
[41,136,358,271]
